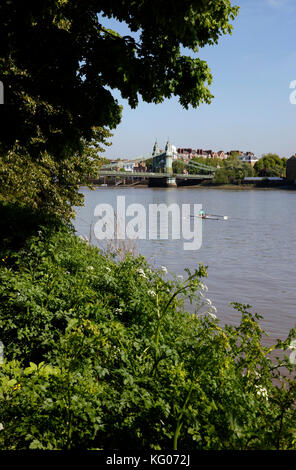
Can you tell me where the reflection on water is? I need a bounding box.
[74,186,296,340]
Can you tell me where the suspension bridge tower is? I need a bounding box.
[150,140,176,187]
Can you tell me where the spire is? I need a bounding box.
[165,139,172,155]
[152,140,160,156]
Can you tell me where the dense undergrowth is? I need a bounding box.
[0,207,296,450]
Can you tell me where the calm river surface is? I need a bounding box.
[74,186,296,340]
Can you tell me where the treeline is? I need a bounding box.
[172,153,287,185]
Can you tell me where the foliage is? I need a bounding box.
[0,1,239,219]
[188,155,253,183]
[1,227,296,450]
[144,158,153,172]
[212,168,230,185]
[191,157,221,168]
[0,127,111,221]
[223,156,253,184]
[0,0,239,158]
[254,154,286,178]
[172,160,186,174]
[210,156,253,184]
[187,157,220,175]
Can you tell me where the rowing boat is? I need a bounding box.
[191,214,228,220]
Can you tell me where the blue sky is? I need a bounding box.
[102,0,296,159]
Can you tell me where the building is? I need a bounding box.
[121,161,135,172]
[217,151,226,159]
[203,150,213,158]
[171,145,179,160]
[238,153,258,167]
[286,155,296,183]
[133,161,147,173]
[101,160,121,171]
[244,176,283,184]
[101,159,136,172]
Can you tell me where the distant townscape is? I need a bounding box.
[104,140,260,172]
[98,141,296,187]
[161,143,258,166]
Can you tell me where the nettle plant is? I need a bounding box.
[0,227,296,450]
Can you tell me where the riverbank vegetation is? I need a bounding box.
[2,0,296,452]
[1,212,296,450]
[172,153,287,186]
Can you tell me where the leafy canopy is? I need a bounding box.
[254,153,286,177]
[0,127,110,221]
[0,1,239,221]
[0,0,239,158]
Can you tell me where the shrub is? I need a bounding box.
[213,168,229,185]
[1,228,296,450]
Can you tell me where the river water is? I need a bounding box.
[74,186,296,340]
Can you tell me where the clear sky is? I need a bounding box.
[103,0,296,160]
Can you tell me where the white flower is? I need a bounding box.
[200,283,208,292]
[106,267,111,272]
[115,308,122,315]
[137,268,147,279]
[177,275,183,281]
[79,235,89,243]
[204,298,212,306]
[210,306,217,314]
[87,266,94,270]
[255,385,268,400]
[0,423,3,431]
[288,340,296,364]
[148,290,156,297]
[208,313,217,320]
[288,339,296,350]
[161,266,168,274]
[289,351,296,364]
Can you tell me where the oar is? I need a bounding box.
[189,215,226,220]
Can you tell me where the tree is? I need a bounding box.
[213,168,229,185]
[187,157,219,175]
[0,0,239,219]
[144,158,153,172]
[172,160,186,174]
[0,0,239,159]
[211,156,254,185]
[254,154,285,177]
[0,127,112,220]
[228,151,241,159]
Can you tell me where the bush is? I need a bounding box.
[1,228,296,450]
[213,168,229,184]
[254,154,286,178]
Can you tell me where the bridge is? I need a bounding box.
[98,170,214,179]
[99,140,216,187]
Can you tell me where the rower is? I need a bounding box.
[199,209,206,219]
